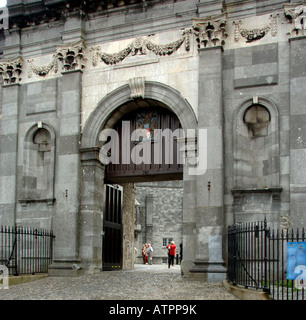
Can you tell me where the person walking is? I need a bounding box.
[146,243,153,265]
[142,244,148,264]
[166,241,176,268]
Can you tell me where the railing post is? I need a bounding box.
[232,224,237,285]
[14,226,18,276]
[263,218,269,292]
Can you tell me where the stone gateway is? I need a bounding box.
[0,0,305,281]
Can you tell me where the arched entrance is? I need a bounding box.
[102,104,184,270]
[79,81,198,275]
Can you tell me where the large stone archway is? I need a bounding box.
[81,81,198,150]
[79,80,199,275]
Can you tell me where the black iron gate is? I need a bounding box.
[102,184,123,271]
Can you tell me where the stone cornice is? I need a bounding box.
[7,0,151,28]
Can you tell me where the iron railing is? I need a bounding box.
[0,225,54,275]
[228,220,305,300]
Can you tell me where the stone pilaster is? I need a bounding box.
[0,28,22,225]
[189,21,227,279]
[49,69,82,276]
[288,35,306,227]
[79,148,105,274]
[0,83,20,226]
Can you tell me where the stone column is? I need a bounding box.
[0,32,22,226]
[180,137,197,277]
[189,14,227,281]
[0,82,20,226]
[145,194,154,245]
[79,148,105,274]
[49,69,83,276]
[122,183,135,269]
[289,35,306,228]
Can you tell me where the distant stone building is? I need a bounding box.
[0,0,305,281]
[134,181,183,264]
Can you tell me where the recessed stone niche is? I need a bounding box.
[244,104,270,138]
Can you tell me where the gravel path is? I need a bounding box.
[0,264,238,300]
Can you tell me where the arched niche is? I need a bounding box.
[233,97,280,189]
[20,123,56,206]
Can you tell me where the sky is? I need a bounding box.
[0,0,7,7]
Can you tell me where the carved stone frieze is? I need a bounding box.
[233,13,278,43]
[27,55,58,78]
[0,57,23,85]
[56,40,87,72]
[91,28,192,66]
[145,36,186,56]
[192,13,228,48]
[26,41,86,78]
[283,1,306,37]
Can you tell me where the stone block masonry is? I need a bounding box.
[134,181,183,264]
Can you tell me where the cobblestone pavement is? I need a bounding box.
[0,264,238,300]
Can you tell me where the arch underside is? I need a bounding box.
[104,103,184,183]
[81,81,198,182]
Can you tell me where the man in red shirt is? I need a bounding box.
[166,241,176,268]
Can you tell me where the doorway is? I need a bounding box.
[79,81,198,276]
[102,184,123,270]
[101,104,184,270]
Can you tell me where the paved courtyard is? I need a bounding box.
[0,264,238,300]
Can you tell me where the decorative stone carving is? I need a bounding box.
[56,40,87,72]
[0,57,23,85]
[27,41,87,77]
[91,28,192,66]
[27,55,58,78]
[283,1,306,37]
[234,13,278,43]
[26,28,193,76]
[145,36,186,56]
[192,13,228,48]
[129,77,145,99]
[244,104,270,137]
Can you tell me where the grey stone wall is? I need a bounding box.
[289,37,306,227]
[222,38,299,229]
[134,181,183,264]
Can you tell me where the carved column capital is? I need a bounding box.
[56,40,87,72]
[0,56,23,85]
[283,1,306,37]
[192,13,228,49]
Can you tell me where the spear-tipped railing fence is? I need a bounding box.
[0,225,54,276]
[228,219,305,300]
